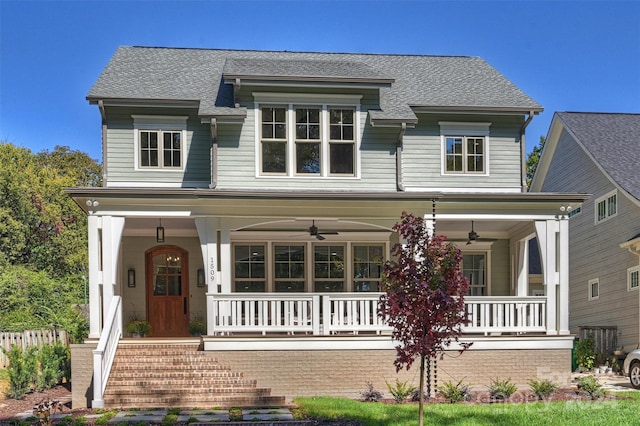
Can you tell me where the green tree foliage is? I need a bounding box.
[526,136,546,189]
[0,143,100,277]
[0,142,99,339]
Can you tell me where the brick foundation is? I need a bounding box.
[70,342,97,409]
[208,348,571,402]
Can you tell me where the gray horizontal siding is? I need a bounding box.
[402,114,523,190]
[105,107,211,187]
[542,128,640,350]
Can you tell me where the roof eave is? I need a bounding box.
[411,105,544,115]
[223,75,394,89]
[87,97,200,108]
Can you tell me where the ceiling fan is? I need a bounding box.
[308,220,339,240]
[465,221,497,245]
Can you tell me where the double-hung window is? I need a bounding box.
[133,116,187,170]
[439,122,491,175]
[255,94,360,177]
[463,253,487,296]
[629,266,640,291]
[595,190,617,223]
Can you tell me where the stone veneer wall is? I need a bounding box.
[70,342,97,409]
[208,348,571,403]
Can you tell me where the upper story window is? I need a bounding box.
[254,93,361,177]
[595,190,617,223]
[133,116,187,171]
[588,278,599,300]
[629,266,640,291]
[439,122,491,175]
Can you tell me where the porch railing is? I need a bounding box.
[92,295,122,409]
[207,293,547,336]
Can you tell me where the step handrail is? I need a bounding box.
[92,295,122,409]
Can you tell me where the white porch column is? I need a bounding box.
[516,239,529,297]
[88,215,102,339]
[100,216,125,328]
[196,218,222,336]
[558,218,570,334]
[535,220,558,335]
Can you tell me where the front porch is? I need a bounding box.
[205,292,548,339]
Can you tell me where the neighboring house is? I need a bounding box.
[532,112,640,357]
[67,46,587,408]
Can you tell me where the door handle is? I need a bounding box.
[184,297,187,315]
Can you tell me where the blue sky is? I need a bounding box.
[1,0,639,161]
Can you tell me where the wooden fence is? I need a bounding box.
[0,329,69,368]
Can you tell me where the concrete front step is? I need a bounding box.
[104,342,285,409]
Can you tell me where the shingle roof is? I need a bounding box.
[557,112,640,201]
[87,46,542,122]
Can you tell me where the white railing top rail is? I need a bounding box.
[92,295,122,409]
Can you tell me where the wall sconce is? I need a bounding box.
[127,269,136,288]
[197,268,206,287]
[156,218,165,243]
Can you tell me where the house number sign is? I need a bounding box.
[209,257,216,283]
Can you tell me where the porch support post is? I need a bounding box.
[558,218,570,334]
[88,215,102,339]
[516,239,529,297]
[101,216,125,330]
[535,220,558,335]
[196,218,222,336]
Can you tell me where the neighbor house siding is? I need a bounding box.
[104,107,211,187]
[541,128,640,350]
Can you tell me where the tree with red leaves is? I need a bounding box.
[379,211,471,425]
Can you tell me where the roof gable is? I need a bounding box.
[87,46,542,122]
[533,112,640,201]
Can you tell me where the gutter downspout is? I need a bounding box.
[520,110,535,192]
[209,119,218,189]
[98,100,107,187]
[396,123,407,192]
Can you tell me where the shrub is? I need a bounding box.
[488,377,517,400]
[360,381,383,402]
[574,335,596,371]
[528,378,559,400]
[410,388,428,402]
[3,344,38,399]
[437,379,472,403]
[577,375,604,400]
[385,378,416,404]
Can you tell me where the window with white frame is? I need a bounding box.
[353,244,384,292]
[588,278,599,300]
[133,116,187,170]
[595,190,617,223]
[463,253,487,296]
[232,241,385,292]
[255,94,360,177]
[439,122,491,175]
[233,244,266,292]
[629,266,640,291]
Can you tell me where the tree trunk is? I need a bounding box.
[419,353,425,426]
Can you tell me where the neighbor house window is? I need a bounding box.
[463,253,486,296]
[629,267,640,291]
[353,245,384,292]
[439,122,491,175]
[595,190,617,223]
[313,245,345,292]
[588,278,599,300]
[133,115,187,170]
[233,244,266,292]
[255,95,360,177]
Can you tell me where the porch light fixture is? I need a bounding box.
[197,268,206,287]
[127,269,136,287]
[156,218,165,243]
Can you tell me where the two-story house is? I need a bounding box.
[67,46,587,409]
[531,112,640,358]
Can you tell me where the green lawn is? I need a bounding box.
[295,393,640,426]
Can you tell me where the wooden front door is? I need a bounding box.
[146,245,189,337]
